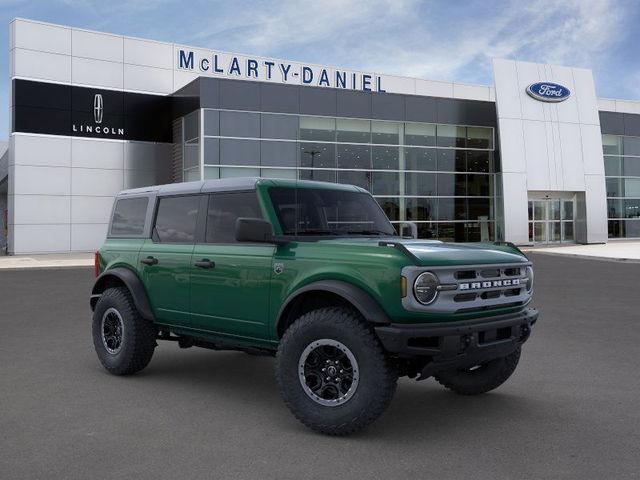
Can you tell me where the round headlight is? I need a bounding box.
[414,272,440,305]
[525,266,534,293]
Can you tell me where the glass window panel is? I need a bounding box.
[606,178,623,197]
[299,116,335,142]
[338,170,371,191]
[625,178,640,197]
[184,110,200,141]
[299,169,336,183]
[184,168,200,181]
[219,111,260,138]
[534,223,546,243]
[205,192,262,244]
[623,136,640,157]
[549,222,561,242]
[437,149,466,171]
[466,151,492,173]
[371,172,400,195]
[184,143,200,169]
[110,197,148,236]
[220,167,260,178]
[404,123,436,147]
[467,198,493,220]
[404,147,436,171]
[220,139,260,166]
[261,141,297,167]
[549,200,561,221]
[624,199,640,218]
[337,144,371,169]
[528,201,533,221]
[607,199,622,218]
[204,167,219,179]
[435,223,458,242]
[405,172,436,196]
[261,168,296,179]
[405,198,436,221]
[337,119,370,143]
[371,121,401,145]
[602,135,623,155]
[372,146,399,170]
[608,220,623,238]
[437,125,466,148]
[625,219,640,237]
[562,200,574,221]
[376,198,400,221]
[299,142,336,168]
[154,195,200,243]
[466,127,493,149]
[203,138,219,165]
[260,113,298,140]
[416,222,438,239]
[437,173,466,196]
[533,201,546,221]
[203,109,219,136]
[437,198,466,221]
[604,156,622,176]
[466,174,492,196]
[563,222,574,242]
[623,157,640,177]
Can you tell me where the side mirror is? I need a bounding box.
[235,218,274,243]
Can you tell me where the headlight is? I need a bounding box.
[525,266,534,293]
[414,272,440,305]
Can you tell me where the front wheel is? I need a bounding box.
[276,307,397,436]
[434,347,521,395]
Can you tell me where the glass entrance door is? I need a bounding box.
[528,198,575,244]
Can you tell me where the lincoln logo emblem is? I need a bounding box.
[93,94,103,124]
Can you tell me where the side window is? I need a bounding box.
[205,192,262,243]
[153,195,200,243]
[110,197,148,236]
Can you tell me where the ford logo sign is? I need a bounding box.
[526,82,571,102]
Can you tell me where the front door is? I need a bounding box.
[189,191,275,341]
[528,198,575,244]
[138,194,201,326]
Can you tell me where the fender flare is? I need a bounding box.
[90,267,155,321]
[276,280,391,335]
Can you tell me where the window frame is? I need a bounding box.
[151,193,204,245]
[107,195,152,239]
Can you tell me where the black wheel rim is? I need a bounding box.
[101,307,124,355]
[298,339,359,407]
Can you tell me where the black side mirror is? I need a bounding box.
[235,218,274,243]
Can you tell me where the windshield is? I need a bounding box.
[268,187,396,237]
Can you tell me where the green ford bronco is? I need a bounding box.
[90,178,537,435]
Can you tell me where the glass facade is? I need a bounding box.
[603,134,640,238]
[181,109,497,242]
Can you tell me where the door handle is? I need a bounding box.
[140,256,159,266]
[194,259,215,269]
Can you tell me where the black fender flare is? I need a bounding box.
[276,280,391,335]
[90,267,155,321]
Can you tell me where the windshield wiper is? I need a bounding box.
[345,230,391,236]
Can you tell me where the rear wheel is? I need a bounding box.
[434,347,521,395]
[92,287,157,375]
[276,307,397,436]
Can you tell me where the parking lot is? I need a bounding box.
[1,253,639,479]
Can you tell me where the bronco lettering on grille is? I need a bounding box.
[459,279,520,290]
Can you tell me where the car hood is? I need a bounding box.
[319,237,528,266]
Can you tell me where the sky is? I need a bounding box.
[1,0,639,138]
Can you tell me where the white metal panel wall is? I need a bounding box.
[492,58,607,244]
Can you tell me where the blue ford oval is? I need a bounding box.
[526,82,571,102]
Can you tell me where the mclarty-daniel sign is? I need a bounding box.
[177,49,387,92]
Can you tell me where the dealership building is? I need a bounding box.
[2,17,640,254]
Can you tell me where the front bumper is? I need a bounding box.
[375,308,538,379]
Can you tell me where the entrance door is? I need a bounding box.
[528,198,575,244]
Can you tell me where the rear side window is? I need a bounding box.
[205,192,262,243]
[110,197,148,236]
[153,195,200,243]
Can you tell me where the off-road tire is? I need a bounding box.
[92,286,157,375]
[434,347,521,395]
[276,307,397,436]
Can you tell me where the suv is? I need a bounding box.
[91,178,538,435]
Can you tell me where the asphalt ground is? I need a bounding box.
[1,253,639,479]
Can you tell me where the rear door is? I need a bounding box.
[138,194,203,327]
[189,191,275,340]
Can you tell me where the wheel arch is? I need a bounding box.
[275,280,391,338]
[90,267,155,321]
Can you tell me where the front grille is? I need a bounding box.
[402,262,532,314]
